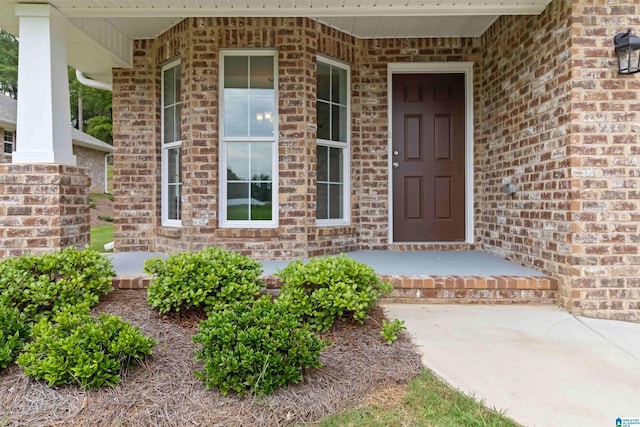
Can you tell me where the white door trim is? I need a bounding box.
[387,62,474,244]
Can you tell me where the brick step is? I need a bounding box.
[379,274,558,304]
[113,274,558,304]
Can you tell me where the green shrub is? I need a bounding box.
[17,305,156,390]
[0,247,115,322]
[275,255,393,332]
[381,319,406,345]
[145,247,264,314]
[0,304,30,369]
[98,214,114,222]
[193,296,328,396]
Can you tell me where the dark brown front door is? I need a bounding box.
[392,73,466,242]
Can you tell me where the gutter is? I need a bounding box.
[104,153,113,194]
[75,70,113,92]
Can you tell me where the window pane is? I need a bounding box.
[225,56,248,88]
[224,96,249,137]
[331,66,347,105]
[164,106,175,143]
[175,64,181,102]
[332,105,347,142]
[167,184,180,220]
[250,56,274,89]
[329,147,343,183]
[174,103,182,142]
[250,183,272,220]
[317,63,330,101]
[250,96,275,137]
[227,182,250,220]
[227,143,250,181]
[329,183,343,219]
[317,101,330,140]
[317,183,328,220]
[317,145,328,181]
[4,143,12,154]
[251,143,272,181]
[163,66,175,106]
[167,147,181,184]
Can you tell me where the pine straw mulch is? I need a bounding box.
[0,290,422,427]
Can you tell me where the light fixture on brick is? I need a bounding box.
[614,29,640,75]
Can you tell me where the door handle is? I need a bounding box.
[392,162,399,168]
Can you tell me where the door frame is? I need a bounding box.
[387,62,474,244]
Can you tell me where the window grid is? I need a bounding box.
[220,50,278,228]
[316,57,350,225]
[3,130,14,154]
[161,60,182,226]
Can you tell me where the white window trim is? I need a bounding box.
[219,49,279,229]
[3,130,15,155]
[386,62,474,244]
[316,55,351,227]
[161,58,182,227]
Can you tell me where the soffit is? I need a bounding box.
[6,0,553,39]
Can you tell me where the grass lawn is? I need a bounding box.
[227,203,272,220]
[309,369,518,427]
[90,225,113,253]
[89,192,114,202]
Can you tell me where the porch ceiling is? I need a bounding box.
[0,0,553,83]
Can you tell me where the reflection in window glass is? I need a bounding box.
[226,142,273,221]
[224,56,275,138]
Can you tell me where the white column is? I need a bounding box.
[12,4,76,165]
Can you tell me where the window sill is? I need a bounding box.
[216,228,280,239]
[157,226,182,238]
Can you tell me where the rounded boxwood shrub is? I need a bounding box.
[17,305,157,390]
[275,254,393,332]
[0,247,115,323]
[0,304,30,369]
[145,247,264,314]
[192,296,328,396]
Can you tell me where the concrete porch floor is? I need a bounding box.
[107,250,543,277]
[108,249,557,304]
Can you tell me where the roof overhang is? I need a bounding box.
[0,0,554,84]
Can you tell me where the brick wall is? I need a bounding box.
[568,0,640,320]
[112,39,159,252]
[478,0,573,293]
[73,145,107,193]
[0,164,89,258]
[113,18,363,258]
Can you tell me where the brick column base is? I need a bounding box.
[0,164,90,258]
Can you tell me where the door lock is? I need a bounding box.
[393,150,399,156]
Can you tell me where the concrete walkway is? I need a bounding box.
[383,304,640,427]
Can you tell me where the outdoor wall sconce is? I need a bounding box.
[614,29,640,74]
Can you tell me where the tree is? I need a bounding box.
[0,32,112,143]
[68,67,113,143]
[0,30,18,99]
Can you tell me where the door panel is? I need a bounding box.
[392,73,466,242]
